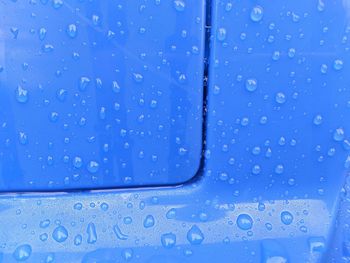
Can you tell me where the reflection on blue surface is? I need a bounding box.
[0,0,350,262]
[0,0,205,190]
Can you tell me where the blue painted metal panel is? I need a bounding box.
[0,0,349,262]
[0,0,205,191]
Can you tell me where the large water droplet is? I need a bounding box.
[245,78,258,92]
[333,128,345,142]
[275,92,286,104]
[143,215,155,228]
[250,6,264,22]
[87,161,99,174]
[16,85,28,103]
[13,244,32,261]
[173,0,185,11]
[186,225,204,245]
[280,211,294,225]
[237,214,253,230]
[52,226,68,243]
[67,24,77,38]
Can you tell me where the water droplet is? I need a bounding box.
[39,27,47,41]
[313,115,323,125]
[308,236,326,253]
[252,164,261,175]
[52,0,63,9]
[73,156,83,169]
[16,85,28,103]
[245,78,258,92]
[13,244,32,261]
[333,128,345,142]
[186,225,204,245]
[217,28,227,41]
[100,202,109,211]
[52,226,68,243]
[161,233,176,248]
[74,202,83,210]
[237,214,253,230]
[275,164,284,174]
[333,59,344,71]
[280,211,294,225]
[122,248,133,261]
[87,223,97,244]
[143,215,155,228]
[74,234,82,246]
[18,132,28,145]
[87,161,99,174]
[250,6,264,22]
[173,0,185,12]
[40,219,50,228]
[79,77,90,91]
[275,92,286,104]
[166,208,176,219]
[66,24,77,38]
[133,73,143,83]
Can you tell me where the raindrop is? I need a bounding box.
[161,233,176,248]
[280,211,293,225]
[237,214,253,230]
[250,6,264,22]
[52,226,68,243]
[13,244,32,261]
[187,225,204,245]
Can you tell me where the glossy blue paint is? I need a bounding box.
[0,0,205,191]
[0,0,349,262]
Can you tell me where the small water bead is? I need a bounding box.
[281,211,294,225]
[87,161,99,173]
[133,73,143,83]
[56,88,67,101]
[313,115,323,125]
[333,128,345,141]
[187,225,204,245]
[16,85,29,103]
[245,78,258,92]
[40,233,48,241]
[13,244,32,261]
[217,28,227,41]
[173,0,185,12]
[74,234,82,246]
[275,92,286,104]
[74,202,83,210]
[100,202,109,211]
[272,51,280,61]
[122,248,134,261]
[250,6,264,22]
[143,215,155,228]
[79,77,90,91]
[73,156,83,169]
[252,164,261,175]
[40,219,50,228]
[320,64,328,74]
[161,233,177,248]
[67,24,77,38]
[52,0,63,9]
[123,216,133,225]
[39,27,47,41]
[275,164,284,174]
[18,132,28,145]
[236,214,253,230]
[333,59,344,71]
[52,226,68,243]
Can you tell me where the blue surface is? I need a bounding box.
[0,0,205,191]
[0,0,350,262]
